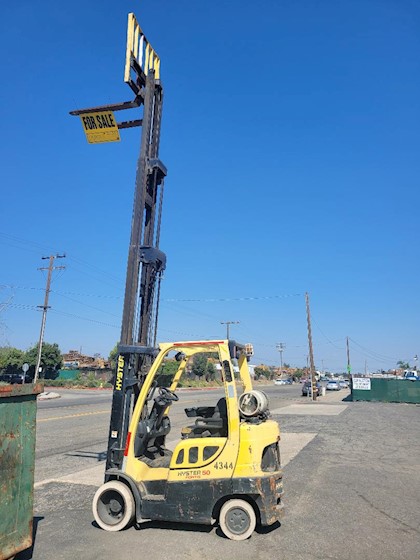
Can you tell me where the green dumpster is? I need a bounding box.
[0,383,42,560]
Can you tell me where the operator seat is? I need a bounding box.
[182,398,228,438]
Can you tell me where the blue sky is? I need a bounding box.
[1,0,419,372]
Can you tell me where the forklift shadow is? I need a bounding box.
[137,519,214,534]
[65,450,107,461]
[91,519,281,538]
[133,519,281,537]
[255,521,281,535]
[213,521,281,539]
[91,519,213,534]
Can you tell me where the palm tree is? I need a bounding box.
[397,360,410,370]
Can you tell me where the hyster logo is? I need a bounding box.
[116,355,124,391]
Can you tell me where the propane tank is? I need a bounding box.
[238,390,269,418]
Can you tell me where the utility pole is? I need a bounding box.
[276,342,286,377]
[346,336,351,378]
[34,254,65,383]
[305,292,317,401]
[220,321,239,340]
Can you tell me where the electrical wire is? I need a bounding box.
[311,317,345,350]
[349,338,399,363]
[51,292,120,318]
[49,309,119,329]
[2,303,39,311]
[0,232,123,287]
[163,293,301,303]
[0,232,59,254]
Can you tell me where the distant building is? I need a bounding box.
[62,350,108,369]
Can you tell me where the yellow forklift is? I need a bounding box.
[71,12,283,540]
[93,339,283,540]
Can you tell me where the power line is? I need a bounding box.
[49,309,119,329]
[311,317,345,350]
[164,293,301,303]
[0,231,123,285]
[1,284,301,304]
[52,292,120,318]
[349,337,399,362]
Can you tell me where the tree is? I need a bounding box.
[25,342,63,377]
[109,343,119,370]
[397,360,410,370]
[254,365,272,380]
[291,368,305,381]
[0,347,25,373]
[156,359,179,387]
[191,354,208,379]
[205,361,216,381]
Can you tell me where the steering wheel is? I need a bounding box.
[158,387,179,402]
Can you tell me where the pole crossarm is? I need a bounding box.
[221,321,240,340]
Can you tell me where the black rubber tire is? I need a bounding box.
[92,480,135,532]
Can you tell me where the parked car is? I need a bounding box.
[302,381,321,396]
[274,379,286,385]
[0,373,32,384]
[339,380,349,389]
[274,378,293,386]
[403,372,420,381]
[326,380,341,391]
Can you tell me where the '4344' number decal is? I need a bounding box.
[214,461,233,470]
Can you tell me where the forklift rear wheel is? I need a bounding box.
[219,499,256,541]
[92,480,135,532]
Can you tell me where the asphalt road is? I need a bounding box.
[16,385,420,560]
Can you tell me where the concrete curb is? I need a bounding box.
[38,391,61,400]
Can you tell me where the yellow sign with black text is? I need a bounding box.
[79,111,120,144]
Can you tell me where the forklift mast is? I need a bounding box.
[107,60,167,472]
[70,13,166,473]
[107,31,168,473]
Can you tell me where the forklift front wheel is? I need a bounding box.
[219,499,256,541]
[92,480,135,532]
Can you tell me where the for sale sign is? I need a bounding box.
[353,377,371,391]
[79,111,120,144]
